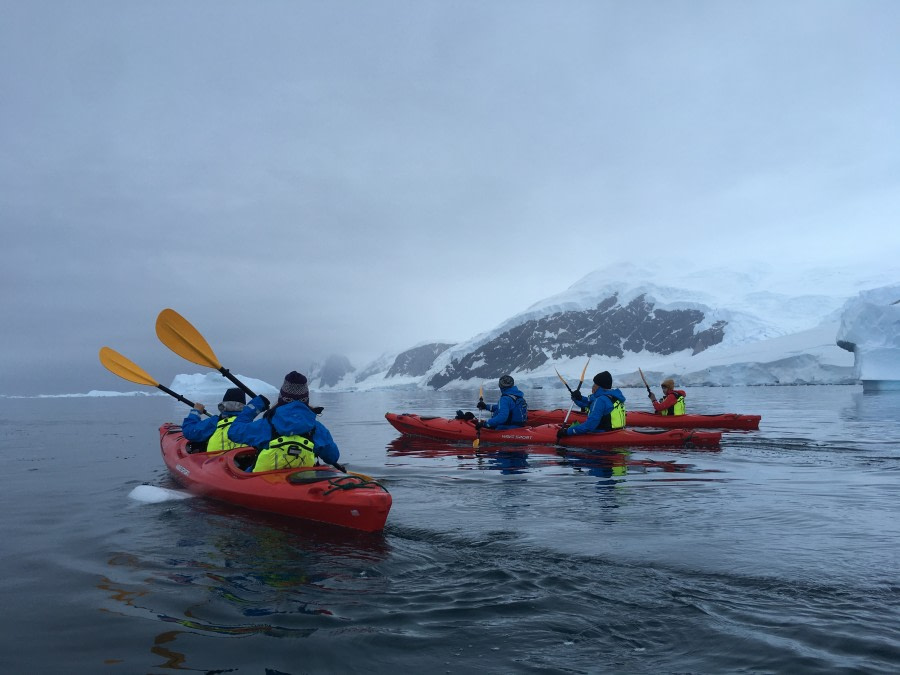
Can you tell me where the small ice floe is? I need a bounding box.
[128,484,192,503]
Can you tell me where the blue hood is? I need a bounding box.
[500,385,526,398]
[269,401,318,435]
[590,387,626,403]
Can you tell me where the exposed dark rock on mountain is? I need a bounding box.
[386,343,455,378]
[836,340,856,353]
[427,294,726,388]
[315,354,355,388]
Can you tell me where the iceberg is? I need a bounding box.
[836,285,900,392]
[169,372,279,402]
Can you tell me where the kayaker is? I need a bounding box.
[556,371,627,440]
[227,371,341,472]
[181,387,247,452]
[650,378,686,416]
[474,374,528,430]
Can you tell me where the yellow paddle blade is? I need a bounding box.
[98,347,159,387]
[473,437,480,449]
[579,357,591,381]
[554,367,570,388]
[155,308,221,369]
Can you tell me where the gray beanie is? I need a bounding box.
[218,387,246,414]
[498,374,515,389]
[278,371,309,405]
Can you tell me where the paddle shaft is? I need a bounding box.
[218,366,257,400]
[638,367,653,398]
[156,384,212,415]
[474,385,484,447]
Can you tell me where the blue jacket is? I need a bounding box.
[181,409,236,442]
[565,387,626,435]
[227,396,341,465]
[484,385,528,429]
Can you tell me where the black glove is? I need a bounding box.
[476,400,487,410]
[570,389,582,403]
[556,426,567,440]
[311,406,324,415]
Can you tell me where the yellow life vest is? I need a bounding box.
[597,395,626,431]
[608,398,627,430]
[207,417,243,452]
[252,434,316,472]
[660,394,686,416]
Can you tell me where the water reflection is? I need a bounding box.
[386,437,701,485]
[99,505,390,671]
[849,389,900,420]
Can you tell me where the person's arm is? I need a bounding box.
[312,421,340,464]
[484,397,510,428]
[570,389,590,408]
[651,392,676,413]
[567,395,610,435]
[181,409,217,442]
[226,396,271,448]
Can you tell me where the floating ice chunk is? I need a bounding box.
[128,485,192,503]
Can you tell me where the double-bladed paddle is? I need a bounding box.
[563,357,591,424]
[154,308,351,474]
[98,346,212,415]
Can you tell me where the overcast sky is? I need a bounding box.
[2,0,898,395]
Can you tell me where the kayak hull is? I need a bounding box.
[526,408,760,430]
[158,423,391,532]
[384,413,721,449]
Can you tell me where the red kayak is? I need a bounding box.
[525,408,761,430]
[159,423,392,532]
[384,413,721,449]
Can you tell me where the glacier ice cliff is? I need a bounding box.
[836,285,900,392]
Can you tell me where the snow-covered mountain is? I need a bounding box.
[321,261,898,391]
[64,262,896,401]
[308,342,456,391]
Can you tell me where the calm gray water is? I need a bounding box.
[1,386,899,674]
